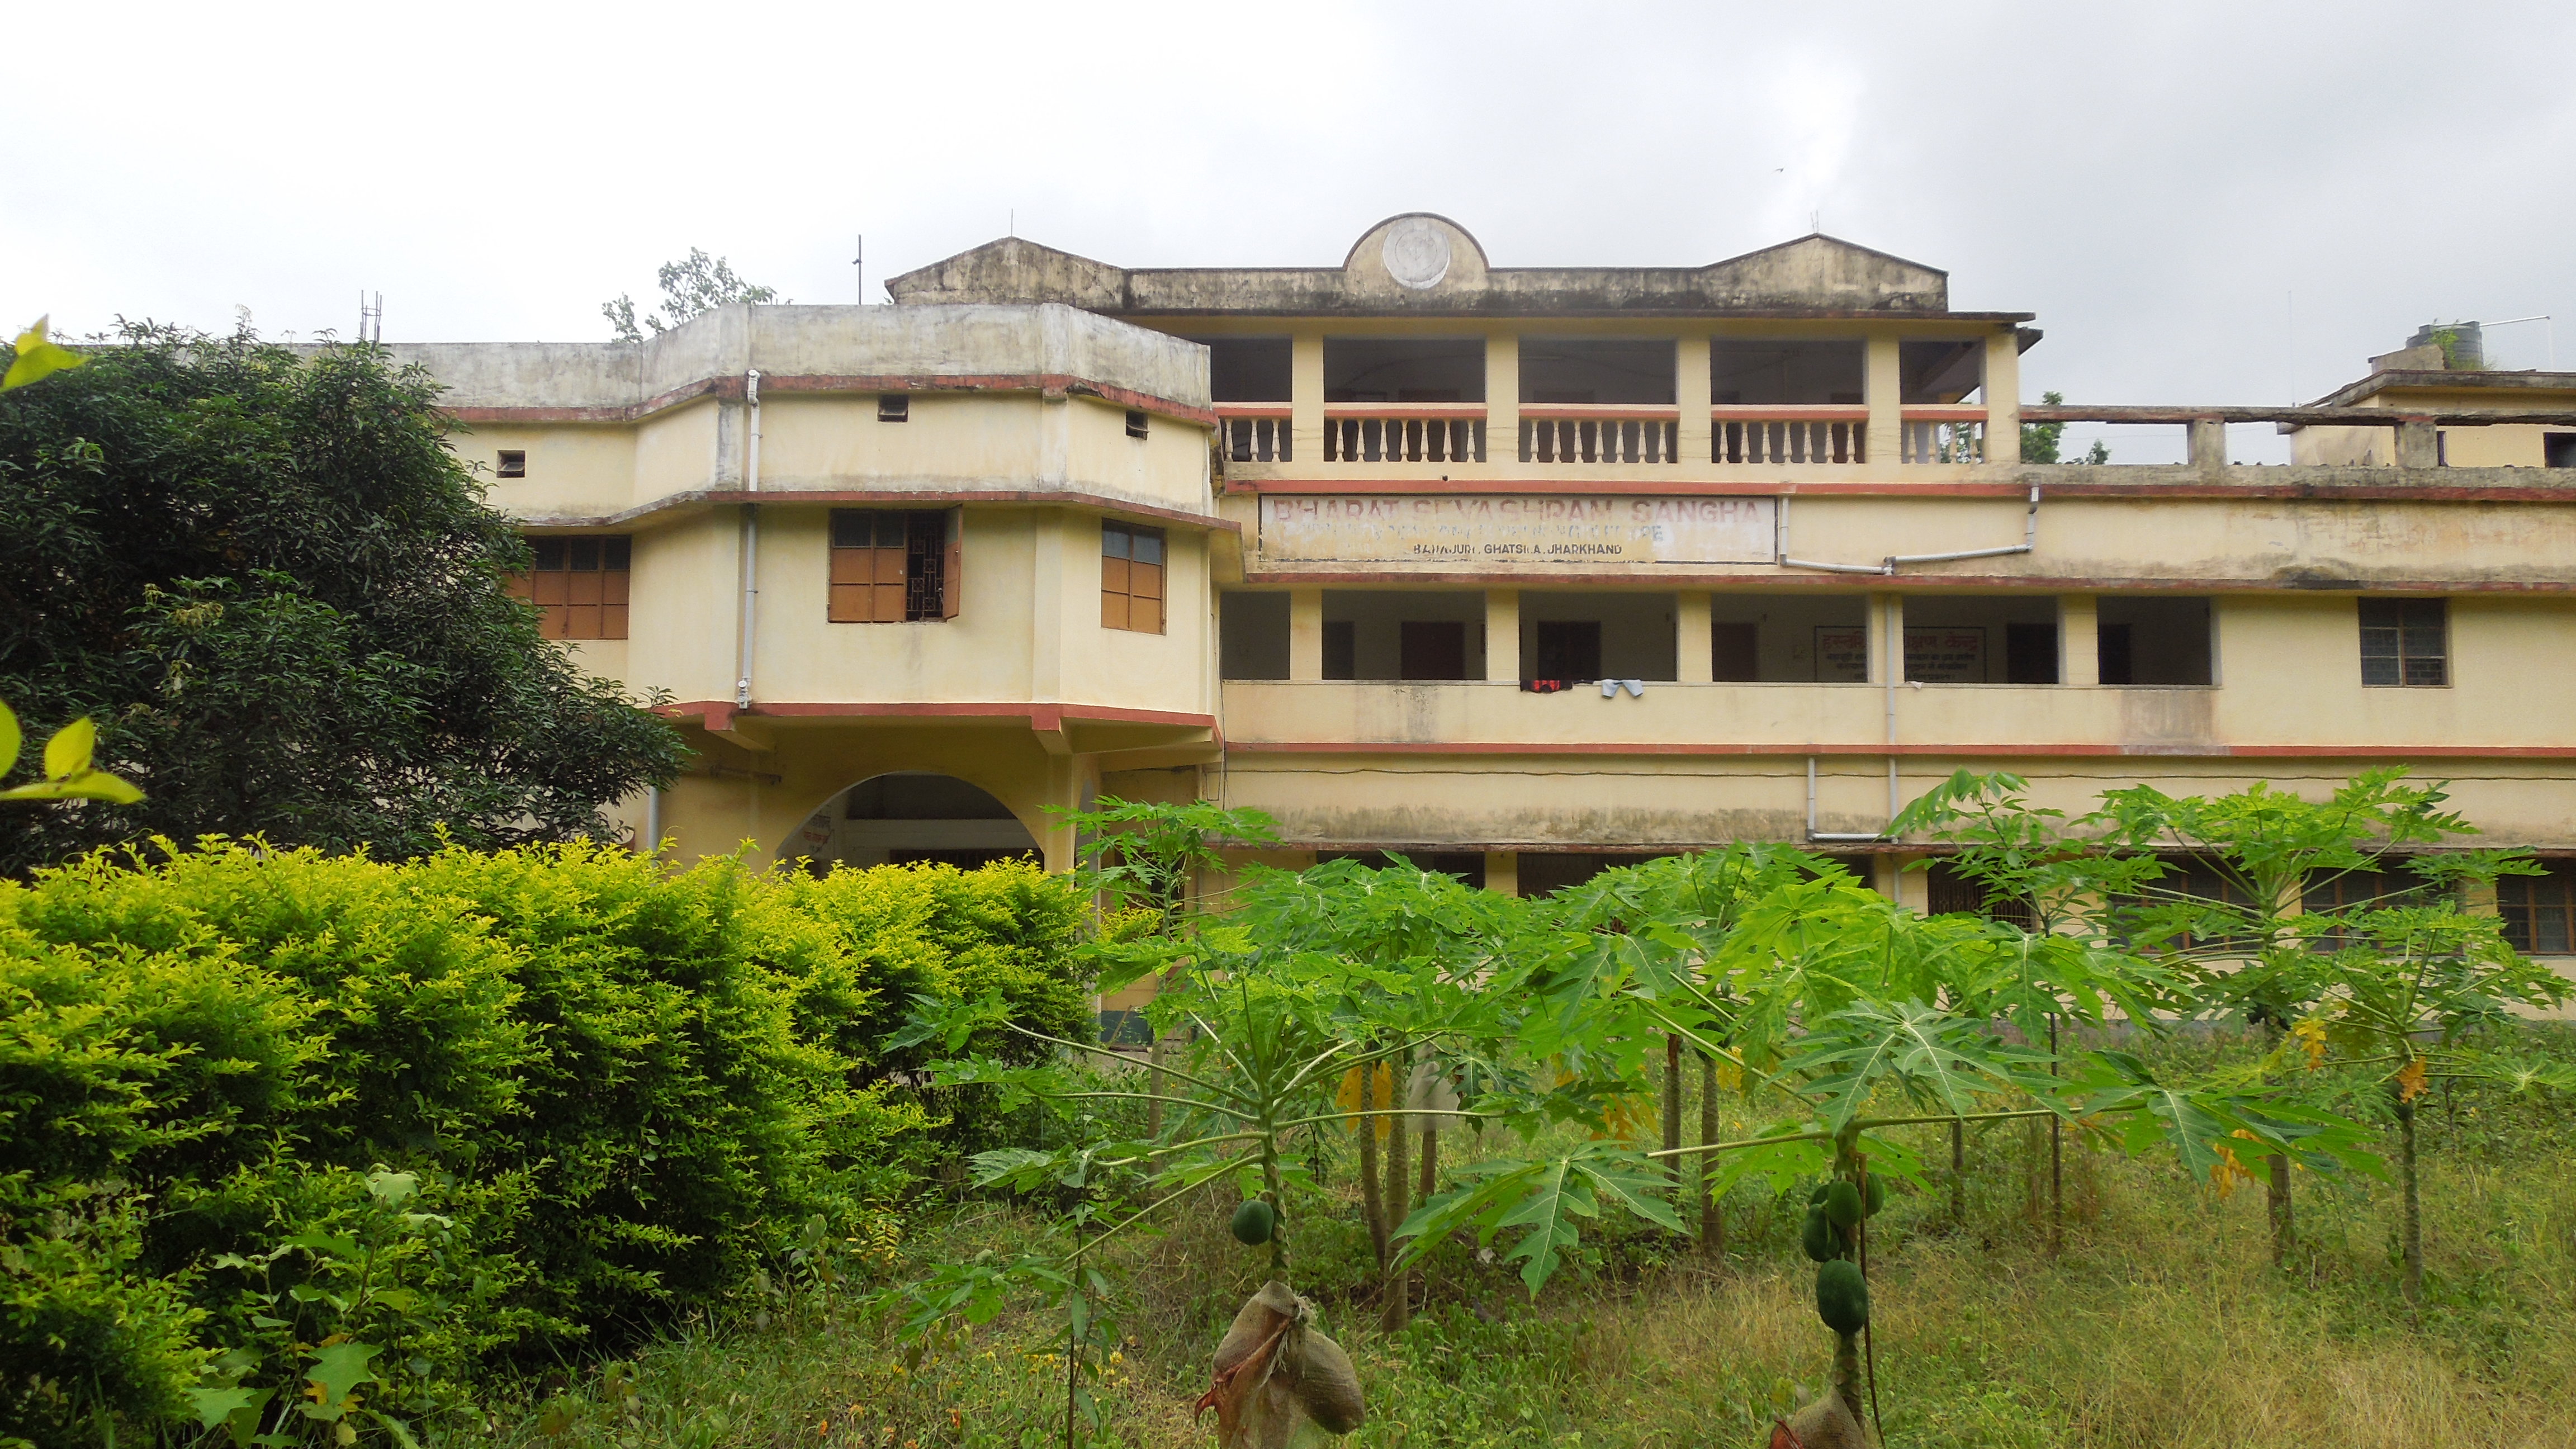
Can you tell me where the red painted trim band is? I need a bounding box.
[660,699,1218,731]
[520,487,1238,535]
[1221,741,2576,760]
[449,372,1216,428]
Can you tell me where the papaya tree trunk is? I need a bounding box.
[1356,1068,1388,1273]
[1415,1121,1438,1304]
[1661,1033,1683,1187]
[1832,1331,1863,1426]
[1698,1050,1723,1261]
[2266,1152,2296,1266]
[2048,1014,2063,1257]
[1381,1079,1412,1329]
[2397,1093,2422,1304]
[1949,1119,1966,1228]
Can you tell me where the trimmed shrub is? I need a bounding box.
[0,841,1091,1445]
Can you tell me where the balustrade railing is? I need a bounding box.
[1711,406,1867,464]
[1901,408,1988,464]
[1519,405,1680,463]
[1324,404,1485,462]
[1216,404,1292,462]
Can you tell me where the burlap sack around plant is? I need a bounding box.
[1195,1280,1365,1447]
[1766,1391,1868,1449]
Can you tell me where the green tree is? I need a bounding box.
[2020,390,2109,465]
[603,248,784,342]
[0,323,687,873]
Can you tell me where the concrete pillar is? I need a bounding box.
[1886,852,1929,913]
[2060,594,2100,686]
[1677,592,1714,683]
[2189,418,2228,471]
[1983,331,2021,465]
[1867,590,1902,684]
[1289,586,1324,680]
[1865,334,1903,465]
[2397,418,2439,469]
[1675,335,1712,465]
[1485,589,1521,682]
[1485,332,1519,462]
[1484,850,1519,897]
[1292,332,1326,462]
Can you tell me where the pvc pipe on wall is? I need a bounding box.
[735,368,763,709]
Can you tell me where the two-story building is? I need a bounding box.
[393,214,2576,987]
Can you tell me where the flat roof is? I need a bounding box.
[888,213,2034,324]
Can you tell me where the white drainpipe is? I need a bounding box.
[735,367,763,709]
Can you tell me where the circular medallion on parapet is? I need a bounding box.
[1381,219,1451,289]
[1343,214,1489,299]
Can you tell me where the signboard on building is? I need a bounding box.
[1812,626,1990,683]
[1259,495,1776,567]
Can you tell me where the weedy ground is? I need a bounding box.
[494,1031,2576,1449]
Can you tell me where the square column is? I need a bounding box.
[1983,331,2021,463]
[2060,594,2100,686]
[1675,335,1712,463]
[1485,589,1521,682]
[1484,851,1519,897]
[1289,587,1324,680]
[1677,592,1713,683]
[1292,332,1325,462]
[1485,333,1519,456]
[1865,334,1903,465]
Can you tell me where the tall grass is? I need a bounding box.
[496,1031,2576,1448]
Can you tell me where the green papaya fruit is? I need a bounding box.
[1800,1204,1839,1263]
[1865,1174,1888,1218]
[1230,1198,1277,1246]
[1815,1258,1869,1335]
[1808,1181,1832,1205]
[1823,1180,1864,1229]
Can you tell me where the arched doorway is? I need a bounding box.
[783,771,1042,871]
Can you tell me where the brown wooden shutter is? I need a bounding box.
[873,537,909,622]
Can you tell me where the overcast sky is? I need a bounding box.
[10,1,2572,462]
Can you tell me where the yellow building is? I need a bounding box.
[395,214,2576,992]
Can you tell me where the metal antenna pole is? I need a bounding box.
[853,234,863,304]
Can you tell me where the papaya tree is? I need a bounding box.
[2285,864,2571,1300]
[2092,769,2487,1266]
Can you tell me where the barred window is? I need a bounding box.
[830,510,957,623]
[2360,598,2447,687]
[2499,863,2576,954]
[1925,859,2035,929]
[512,535,629,640]
[1101,522,1166,633]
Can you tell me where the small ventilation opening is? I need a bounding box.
[496,449,526,478]
[878,395,909,422]
[1125,409,1149,439]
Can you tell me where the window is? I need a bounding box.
[830,510,956,623]
[1101,522,1165,633]
[2097,597,2214,685]
[1398,620,1469,680]
[1532,619,1602,680]
[1925,860,2035,929]
[2303,865,2430,950]
[877,395,909,422]
[496,449,527,479]
[1124,409,1149,439]
[514,535,630,640]
[2359,598,2446,686]
[2499,863,2576,954]
[1322,621,1356,679]
[2545,433,2576,468]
